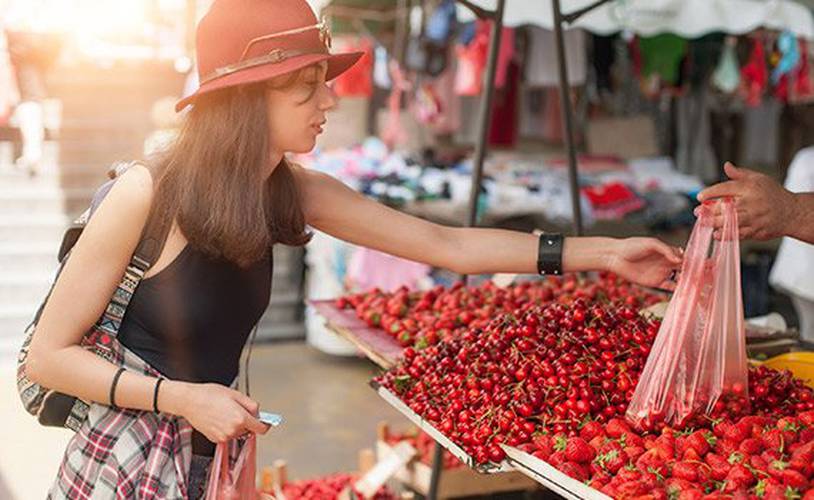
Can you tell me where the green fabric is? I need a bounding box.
[639,34,688,85]
[326,0,398,36]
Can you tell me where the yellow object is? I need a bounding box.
[760,352,814,388]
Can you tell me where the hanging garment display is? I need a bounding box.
[740,37,768,107]
[488,61,520,147]
[712,36,740,94]
[333,38,374,98]
[454,21,489,95]
[373,45,391,89]
[523,26,587,87]
[638,33,688,86]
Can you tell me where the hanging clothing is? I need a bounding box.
[523,26,587,87]
[454,21,488,95]
[333,38,374,98]
[638,34,687,86]
[741,37,768,107]
[741,97,782,167]
[674,87,718,183]
[488,60,519,146]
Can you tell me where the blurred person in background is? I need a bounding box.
[2,0,63,176]
[23,0,682,498]
[699,160,814,343]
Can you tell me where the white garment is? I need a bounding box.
[769,146,814,302]
[524,26,587,87]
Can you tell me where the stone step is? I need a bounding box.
[0,242,59,273]
[0,303,37,345]
[0,214,69,244]
[0,273,54,305]
[0,187,67,215]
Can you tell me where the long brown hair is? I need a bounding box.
[147,71,314,268]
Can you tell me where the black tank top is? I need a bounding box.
[118,244,272,386]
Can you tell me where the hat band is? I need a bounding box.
[200,48,327,85]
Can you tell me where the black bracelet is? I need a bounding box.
[109,368,126,410]
[153,378,164,413]
[537,232,564,276]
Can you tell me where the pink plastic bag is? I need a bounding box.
[204,434,258,500]
[626,199,749,430]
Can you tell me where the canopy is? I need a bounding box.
[458,0,814,40]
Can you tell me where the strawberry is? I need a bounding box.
[677,490,704,500]
[686,430,716,457]
[621,432,645,449]
[625,445,646,461]
[799,428,814,443]
[665,478,695,491]
[705,452,732,481]
[789,454,813,477]
[799,410,814,427]
[672,461,701,482]
[589,434,607,451]
[749,455,769,474]
[767,459,788,480]
[761,449,783,463]
[780,469,808,489]
[617,466,643,483]
[802,489,814,500]
[717,439,740,458]
[724,463,756,491]
[556,461,588,482]
[616,480,649,497]
[636,449,668,478]
[580,420,605,441]
[606,418,632,438]
[739,438,765,456]
[532,434,553,459]
[762,429,785,454]
[682,446,703,462]
[548,450,566,466]
[564,437,595,464]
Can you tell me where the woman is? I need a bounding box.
[25,0,681,498]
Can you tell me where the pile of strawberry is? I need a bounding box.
[335,273,665,348]
[524,414,814,498]
[278,474,396,500]
[385,429,464,469]
[375,300,814,496]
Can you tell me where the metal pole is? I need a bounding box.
[464,0,507,231]
[427,441,444,499]
[552,0,584,235]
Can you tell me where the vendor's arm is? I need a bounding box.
[296,167,681,288]
[698,162,814,243]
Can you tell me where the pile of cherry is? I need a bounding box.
[335,273,665,348]
[274,474,396,500]
[374,299,814,497]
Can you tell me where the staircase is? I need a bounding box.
[0,61,305,364]
[0,142,66,361]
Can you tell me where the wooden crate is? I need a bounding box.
[376,422,541,499]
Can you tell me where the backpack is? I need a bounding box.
[16,160,173,430]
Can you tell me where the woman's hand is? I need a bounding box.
[604,237,682,289]
[167,382,270,444]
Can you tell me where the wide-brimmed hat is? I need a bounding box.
[175,0,363,112]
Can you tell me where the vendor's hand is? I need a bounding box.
[170,382,270,444]
[605,237,683,290]
[697,162,798,240]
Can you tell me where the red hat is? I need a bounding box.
[176,0,363,112]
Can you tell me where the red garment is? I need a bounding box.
[494,26,515,89]
[455,22,489,95]
[581,182,645,220]
[741,38,768,107]
[488,61,519,147]
[333,40,374,97]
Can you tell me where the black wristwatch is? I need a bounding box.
[537,232,563,276]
